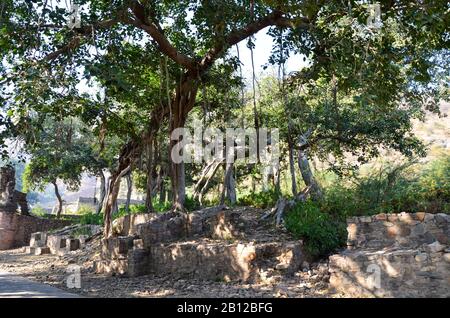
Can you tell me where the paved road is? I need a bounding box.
[0,271,82,298]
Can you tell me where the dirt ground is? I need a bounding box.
[0,238,337,298]
[0,207,342,298]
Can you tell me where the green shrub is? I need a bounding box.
[31,205,48,217]
[285,200,347,257]
[237,188,280,209]
[76,204,95,215]
[79,212,103,225]
[184,195,201,211]
[319,156,450,217]
[153,200,172,213]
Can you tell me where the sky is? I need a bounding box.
[233,27,307,83]
[77,25,308,95]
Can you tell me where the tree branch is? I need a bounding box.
[43,18,121,61]
[125,0,196,70]
[200,11,310,70]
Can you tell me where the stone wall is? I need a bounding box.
[346,212,449,248]
[95,238,304,282]
[96,207,305,281]
[329,212,450,297]
[0,211,72,250]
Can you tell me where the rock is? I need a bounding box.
[415,253,427,262]
[443,253,450,263]
[329,212,450,298]
[414,212,426,222]
[360,216,372,223]
[428,241,445,253]
[301,261,310,271]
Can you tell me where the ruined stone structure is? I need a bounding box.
[24,224,102,255]
[0,166,72,250]
[0,212,72,250]
[0,165,29,215]
[329,212,450,297]
[95,207,305,281]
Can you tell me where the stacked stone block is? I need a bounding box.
[329,212,450,297]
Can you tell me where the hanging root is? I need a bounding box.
[261,186,311,226]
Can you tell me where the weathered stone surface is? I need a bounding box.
[66,238,80,251]
[98,240,304,282]
[330,247,450,297]
[34,246,51,255]
[112,213,160,236]
[0,212,71,250]
[346,212,448,249]
[47,235,68,255]
[101,236,134,259]
[136,207,244,248]
[29,232,47,248]
[427,241,445,253]
[98,207,305,281]
[330,212,450,298]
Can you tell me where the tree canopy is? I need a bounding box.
[0,0,448,233]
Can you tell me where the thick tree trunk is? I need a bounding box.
[297,130,323,200]
[159,180,166,204]
[145,139,154,212]
[168,75,199,211]
[297,149,323,200]
[287,140,297,196]
[125,171,133,214]
[52,181,62,219]
[220,162,236,205]
[103,140,141,237]
[96,170,106,215]
[104,166,130,237]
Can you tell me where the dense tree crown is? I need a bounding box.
[0,1,448,231]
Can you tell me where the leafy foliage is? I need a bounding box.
[237,188,280,209]
[21,117,95,193]
[79,212,104,226]
[285,201,347,257]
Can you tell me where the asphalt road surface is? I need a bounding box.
[0,271,82,298]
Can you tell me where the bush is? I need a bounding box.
[285,200,347,257]
[31,205,48,217]
[79,212,103,225]
[237,188,280,209]
[318,156,450,217]
[76,204,95,215]
[184,195,201,211]
[152,200,172,213]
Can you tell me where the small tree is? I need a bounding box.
[22,118,94,218]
